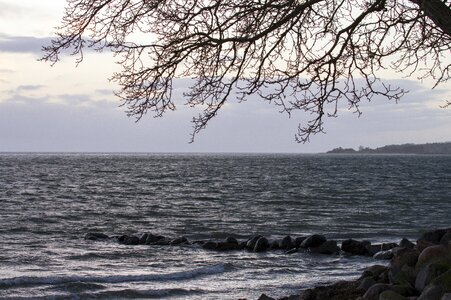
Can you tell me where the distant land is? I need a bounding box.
[326,142,451,155]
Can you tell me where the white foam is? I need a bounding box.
[0,264,225,288]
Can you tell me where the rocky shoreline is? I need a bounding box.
[84,228,451,300]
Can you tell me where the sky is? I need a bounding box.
[0,0,450,153]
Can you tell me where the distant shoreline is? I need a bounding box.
[326,142,451,155]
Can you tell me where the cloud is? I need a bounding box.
[0,34,51,54]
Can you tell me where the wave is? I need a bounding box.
[0,264,225,288]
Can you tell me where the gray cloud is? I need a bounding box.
[0,34,51,54]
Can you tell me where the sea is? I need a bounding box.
[0,153,450,299]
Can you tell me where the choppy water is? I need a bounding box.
[0,153,450,299]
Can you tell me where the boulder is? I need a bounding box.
[84,232,109,240]
[391,248,419,269]
[152,237,171,245]
[341,239,371,256]
[294,236,307,248]
[202,241,218,250]
[416,240,436,252]
[270,240,280,250]
[225,236,238,244]
[285,248,298,255]
[418,285,444,300]
[366,244,383,256]
[442,293,451,300]
[139,233,149,244]
[381,243,398,251]
[310,240,339,255]
[246,235,263,250]
[430,269,451,293]
[415,262,449,292]
[399,238,415,249]
[216,242,241,251]
[362,265,389,280]
[440,231,451,245]
[258,294,275,300]
[280,236,293,250]
[358,277,377,292]
[254,237,270,252]
[418,229,447,244]
[416,245,451,269]
[362,283,393,300]
[374,250,394,260]
[379,290,407,300]
[145,234,165,244]
[388,265,416,286]
[301,234,326,248]
[122,235,140,245]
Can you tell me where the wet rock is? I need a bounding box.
[139,233,149,244]
[374,250,394,260]
[358,277,376,292]
[246,235,263,250]
[122,235,140,245]
[170,236,188,245]
[430,269,451,293]
[416,245,451,269]
[379,290,408,300]
[418,285,444,300]
[151,237,171,245]
[440,231,451,245]
[442,293,451,300]
[341,239,371,256]
[145,234,165,245]
[418,229,447,244]
[225,236,238,244]
[280,235,294,250]
[415,262,449,292]
[381,243,398,251]
[400,238,415,249]
[392,248,419,269]
[299,280,363,300]
[366,244,382,256]
[216,242,241,251]
[202,241,218,250]
[301,234,326,248]
[285,248,298,255]
[84,232,109,241]
[294,236,307,248]
[416,240,436,252]
[389,265,416,287]
[254,237,270,252]
[270,240,280,250]
[362,265,389,280]
[363,283,396,300]
[310,240,339,255]
[258,294,275,300]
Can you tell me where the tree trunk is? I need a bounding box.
[410,0,451,36]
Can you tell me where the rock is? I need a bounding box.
[202,241,218,250]
[363,284,411,300]
[416,240,436,252]
[246,235,263,250]
[381,243,398,251]
[280,236,293,250]
[430,269,451,293]
[374,250,394,260]
[367,244,383,256]
[300,280,363,300]
[254,237,270,252]
[258,294,275,300]
[216,242,241,251]
[225,236,238,244]
[418,229,447,244]
[358,277,377,292]
[416,245,451,269]
[152,237,171,245]
[310,240,339,255]
[122,235,140,245]
[170,236,188,245]
[341,239,371,256]
[400,238,415,249]
[440,231,451,245]
[294,236,307,248]
[84,232,109,240]
[418,285,444,300]
[415,262,449,292]
[379,290,408,300]
[392,248,419,269]
[442,293,451,300]
[301,234,326,248]
[145,234,165,244]
[270,240,280,250]
[139,233,149,244]
[389,265,416,286]
[362,265,390,280]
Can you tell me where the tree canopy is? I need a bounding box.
[42,0,451,142]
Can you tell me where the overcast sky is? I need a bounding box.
[0,0,450,153]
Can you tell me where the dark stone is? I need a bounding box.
[151,237,171,245]
[258,294,275,300]
[418,229,447,244]
[366,244,382,256]
[145,234,165,245]
[399,238,415,249]
[123,235,140,245]
[117,235,127,243]
[381,243,399,251]
[270,240,280,250]
[84,232,109,240]
[254,237,270,252]
[301,234,326,248]
[341,239,370,255]
[294,236,307,248]
[440,230,451,245]
[361,265,389,280]
[170,236,188,245]
[285,248,298,254]
[416,240,436,252]
[391,248,419,269]
[246,235,263,250]
[299,280,364,300]
[418,285,444,300]
[374,250,394,260]
[279,236,293,250]
[216,242,241,251]
[139,233,149,244]
[225,236,238,244]
[358,277,376,292]
[310,240,338,255]
[379,290,407,300]
[202,241,218,250]
[415,262,448,292]
[362,283,393,300]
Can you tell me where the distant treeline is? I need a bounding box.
[327,142,451,154]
